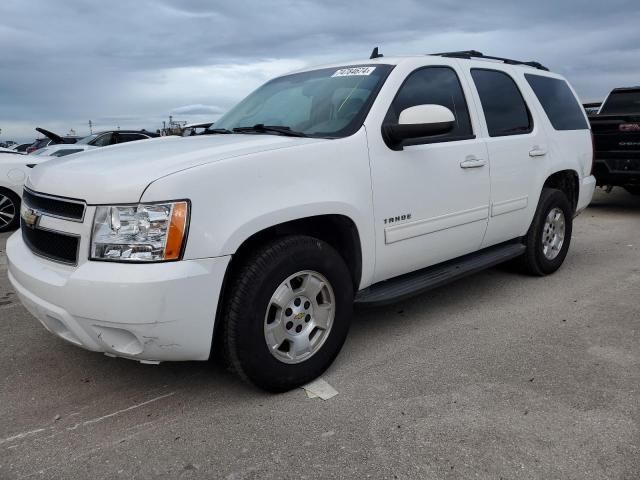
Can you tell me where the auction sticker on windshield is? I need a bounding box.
[331,67,376,77]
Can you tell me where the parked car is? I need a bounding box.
[0,130,158,232]
[34,130,158,157]
[7,50,595,391]
[26,128,81,154]
[589,86,640,194]
[0,154,34,231]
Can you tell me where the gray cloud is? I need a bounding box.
[0,0,638,142]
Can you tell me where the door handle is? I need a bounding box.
[529,147,547,157]
[460,156,486,169]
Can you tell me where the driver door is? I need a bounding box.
[367,65,491,282]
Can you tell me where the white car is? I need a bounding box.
[33,130,157,158]
[0,130,158,232]
[0,151,35,232]
[6,50,595,391]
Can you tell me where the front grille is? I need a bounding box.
[22,188,86,221]
[22,225,79,265]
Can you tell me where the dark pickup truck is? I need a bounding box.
[589,87,640,195]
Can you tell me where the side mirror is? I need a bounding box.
[383,104,455,146]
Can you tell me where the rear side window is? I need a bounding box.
[118,133,148,143]
[386,66,473,142]
[525,75,588,130]
[471,69,532,137]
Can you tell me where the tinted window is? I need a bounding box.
[471,69,532,137]
[386,67,473,141]
[213,64,394,138]
[51,149,84,157]
[599,89,640,115]
[118,133,147,143]
[90,133,113,147]
[525,75,588,130]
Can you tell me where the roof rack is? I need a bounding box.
[431,50,549,71]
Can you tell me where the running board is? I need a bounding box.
[355,242,526,307]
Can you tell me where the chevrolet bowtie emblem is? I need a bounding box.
[21,204,41,229]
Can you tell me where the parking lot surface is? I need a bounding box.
[0,188,639,480]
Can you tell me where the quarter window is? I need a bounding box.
[525,75,588,130]
[471,69,532,137]
[385,66,473,143]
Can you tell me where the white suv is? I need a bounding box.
[6,50,596,391]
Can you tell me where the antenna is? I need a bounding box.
[369,47,383,59]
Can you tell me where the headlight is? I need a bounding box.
[91,201,189,262]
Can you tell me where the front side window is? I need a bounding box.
[471,69,532,137]
[212,64,394,138]
[90,133,114,147]
[385,66,473,142]
[525,74,588,130]
[76,134,98,145]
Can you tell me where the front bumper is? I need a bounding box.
[6,232,230,362]
[593,158,640,186]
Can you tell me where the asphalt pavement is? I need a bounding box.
[0,188,639,479]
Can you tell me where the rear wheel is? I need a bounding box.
[624,186,640,195]
[0,189,20,233]
[221,235,354,392]
[518,188,573,276]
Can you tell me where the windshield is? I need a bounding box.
[211,64,393,138]
[76,134,98,145]
[600,90,640,115]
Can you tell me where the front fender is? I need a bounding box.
[140,130,377,287]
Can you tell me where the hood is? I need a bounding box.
[0,147,24,155]
[35,127,78,144]
[27,134,324,204]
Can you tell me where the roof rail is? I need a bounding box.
[431,50,549,71]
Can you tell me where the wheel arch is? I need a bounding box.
[542,169,579,214]
[211,214,363,353]
[225,214,362,291]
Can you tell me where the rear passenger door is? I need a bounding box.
[465,66,550,248]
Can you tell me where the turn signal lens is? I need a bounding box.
[164,202,188,260]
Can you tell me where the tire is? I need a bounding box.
[624,186,640,196]
[518,188,573,276]
[221,235,354,392]
[0,189,20,233]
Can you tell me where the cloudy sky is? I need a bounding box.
[1,0,638,142]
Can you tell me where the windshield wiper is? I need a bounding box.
[233,124,308,137]
[201,128,233,135]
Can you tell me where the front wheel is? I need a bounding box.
[0,189,20,233]
[221,235,354,392]
[519,188,573,276]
